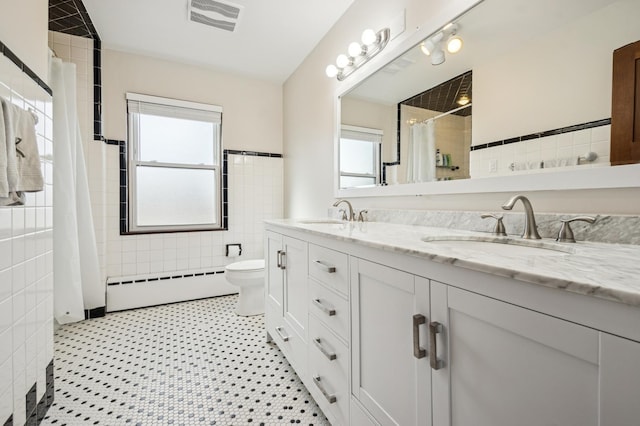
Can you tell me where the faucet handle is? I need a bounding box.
[357,210,368,222]
[338,209,348,221]
[481,213,507,236]
[556,216,596,243]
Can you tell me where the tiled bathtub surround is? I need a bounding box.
[470,121,611,178]
[0,47,55,425]
[331,208,640,246]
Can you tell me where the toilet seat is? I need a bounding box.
[226,259,265,272]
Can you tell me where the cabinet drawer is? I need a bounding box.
[308,317,349,425]
[308,244,349,295]
[309,278,349,341]
[267,304,307,378]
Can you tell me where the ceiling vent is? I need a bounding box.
[188,0,244,32]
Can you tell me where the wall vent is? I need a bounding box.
[188,0,244,32]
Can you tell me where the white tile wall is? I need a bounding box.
[0,53,54,425]
[470,125,611,178]
[105,152,283,302]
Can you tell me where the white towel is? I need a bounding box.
[0,98,22,205]
[13,106,43,191]
[0,100,7,196]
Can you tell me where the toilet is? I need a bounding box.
[224,259,265,316]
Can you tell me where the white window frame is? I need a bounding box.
[126,92,223,233]
[339,124,382,189]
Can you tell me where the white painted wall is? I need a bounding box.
[283,0,640,216]
[0,0,49,82]
[102,49,283,153]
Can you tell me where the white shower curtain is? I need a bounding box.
[50,57,103,324]
[406,120,436,183]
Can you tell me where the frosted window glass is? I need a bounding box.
[340,176,376,188]
[138,114,217,165]
[136,167,217,227]
[340,138,375,174]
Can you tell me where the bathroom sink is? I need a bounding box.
[297,219,345,225]
[421,236,573,257]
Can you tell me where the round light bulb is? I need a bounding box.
[447,36,463,54]
[361,29,377,46]
[348,42,363,58]
[457,95,470,106]
[336,54,350,69]
[325,64,338,78]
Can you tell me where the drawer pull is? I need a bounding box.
[314,260,336,273]
[413,314,426,359]
[313,338,337,361]
[429,321,444,370]
[275,326,290,342]
[276,250,283,269]
[312,375,337,404]
[313,298,336,316]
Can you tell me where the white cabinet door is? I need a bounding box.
[351,257,431,426]
[265,230,284,313]
[282,236,308,341]
[599,332,640,425]
[431,282,600,426]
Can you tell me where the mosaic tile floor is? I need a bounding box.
[42,295,329,425]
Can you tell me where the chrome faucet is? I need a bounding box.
[501,195,541,239]
[333,199,355,221]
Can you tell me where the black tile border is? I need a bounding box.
[84,306,106,319]
[107,269,225,286]
[5,359,55,426]
[0,40,53,96]
[225,150,283,158]
[470,118,611,152]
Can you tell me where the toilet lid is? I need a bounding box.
[226,259,265,272]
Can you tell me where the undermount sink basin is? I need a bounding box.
[421,236,573,257]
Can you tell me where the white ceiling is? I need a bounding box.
[82,0,354,83]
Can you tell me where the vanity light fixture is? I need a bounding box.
[325,27,391,81]
[421,23,462,65]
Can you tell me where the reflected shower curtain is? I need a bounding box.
[406,121,436,183]
[50,57,102,324]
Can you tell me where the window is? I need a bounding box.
[126,93,223,233]
[339,125,382,189]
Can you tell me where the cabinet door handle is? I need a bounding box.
[312,375,337,404]
[276,250,283,269]
[413,314,426,359]
[429,321,444,370]
[275,326,290,342]
[312,298,336,316]
[314,260,336,273]
[279,251,286,270]
[313,338,337,361]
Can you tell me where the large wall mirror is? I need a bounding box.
[336,0,640,197]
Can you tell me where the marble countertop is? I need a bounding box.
[265,219,640,307]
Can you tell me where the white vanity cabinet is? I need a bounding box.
[264,223,640,426]
[264,230,309,376]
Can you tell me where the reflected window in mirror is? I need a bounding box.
[339,125,382,189]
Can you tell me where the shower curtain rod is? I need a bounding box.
[419,102,472,124]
